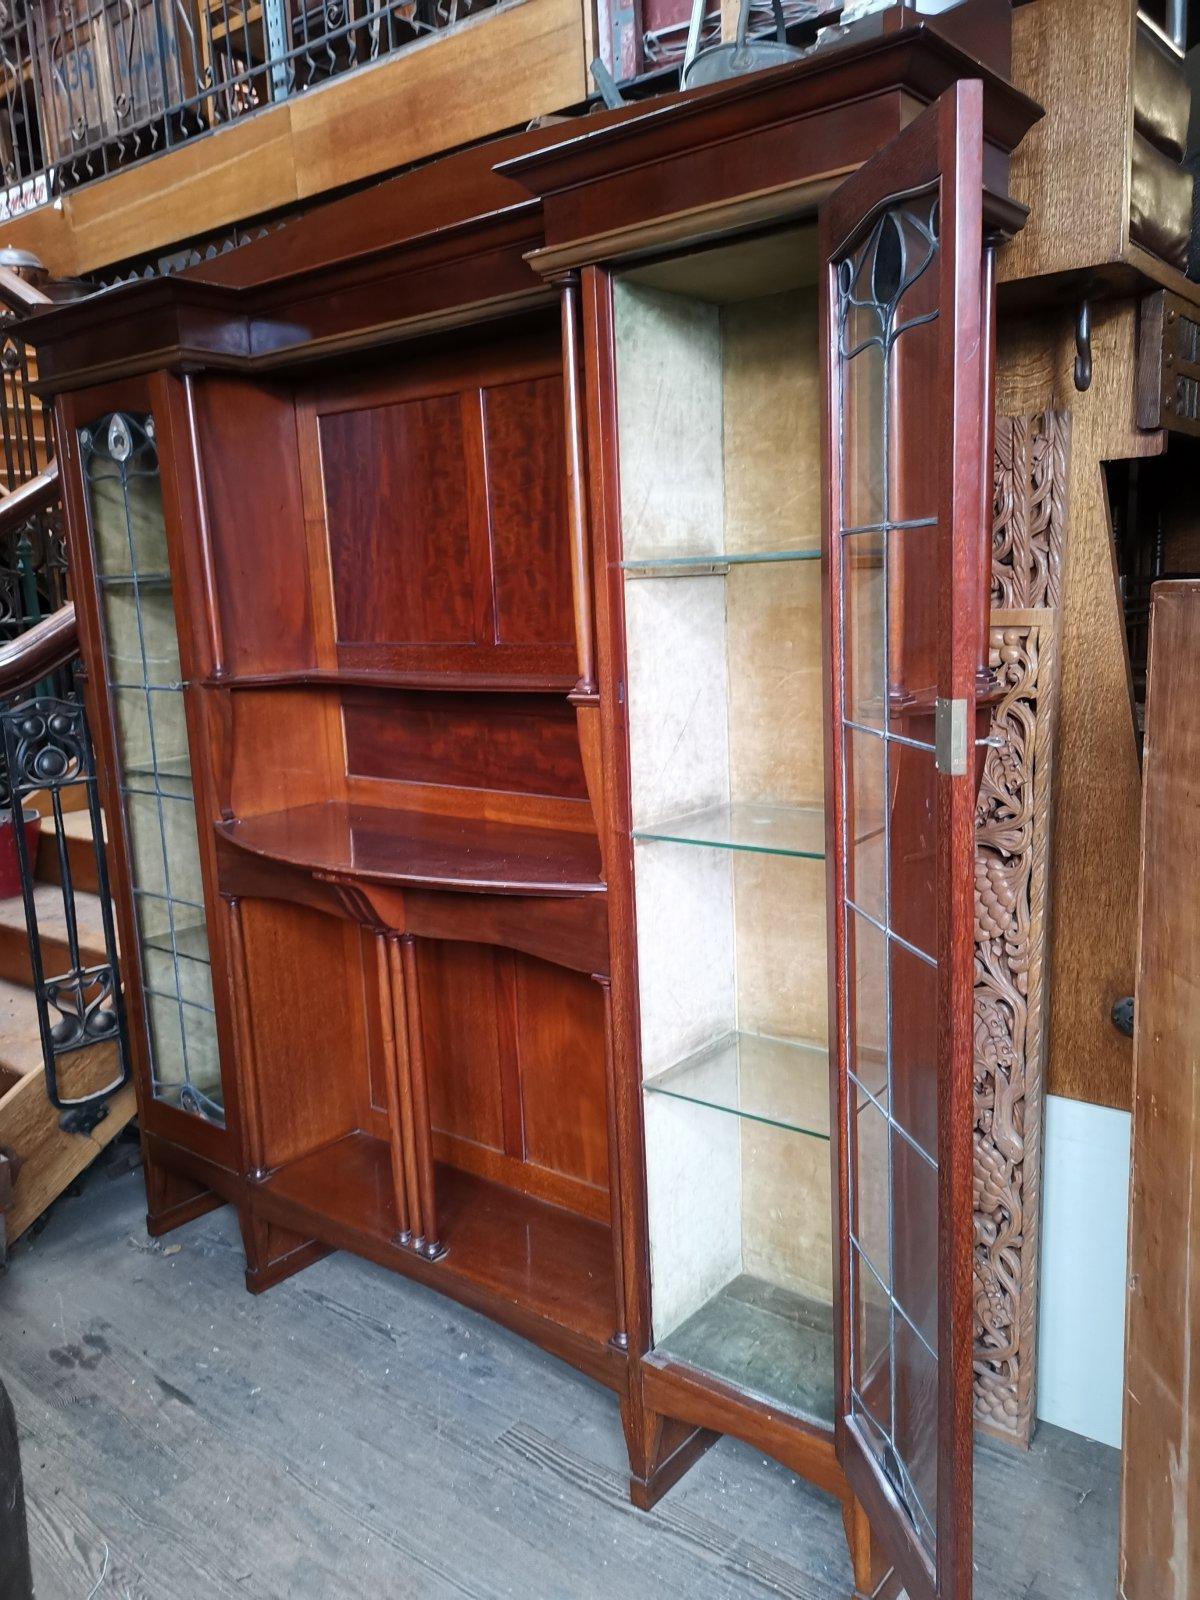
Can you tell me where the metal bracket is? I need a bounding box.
[1111,996,1135,1038]
[59,1101,110,1138]
[1074,299,1093,392]
[934,696,968,776]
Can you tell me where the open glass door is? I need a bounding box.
[822,80,992,1600]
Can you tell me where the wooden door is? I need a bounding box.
[821,80,993,1600]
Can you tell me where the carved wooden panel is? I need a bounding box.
[973,410,1069,1448]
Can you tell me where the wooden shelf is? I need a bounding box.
[263,1132,619,1350]
[215,801,605,895]
[199,668,579,694]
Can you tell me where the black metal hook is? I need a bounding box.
[1074,298,1092,392]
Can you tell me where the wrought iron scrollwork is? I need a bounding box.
[0,683,130,1126]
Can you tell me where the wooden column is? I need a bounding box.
[1119,578,1200,1599]
[559,271,608,861]
[594,974,627,1350]
[398,933,443,1261]
[375,932,412,1245]
[224,895,267,1180]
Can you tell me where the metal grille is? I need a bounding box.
[0,0,502,217]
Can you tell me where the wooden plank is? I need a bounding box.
[1000,0,1134,287]
[288,0,587,202]
[997,299,1159,1109]
[1119,577,1200,1599]
[0,1042,134,1242]
[0,1164,1120,1600]
[60,105,299,278]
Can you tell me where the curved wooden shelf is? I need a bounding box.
[200,667,580,694]
[215,801,605,897]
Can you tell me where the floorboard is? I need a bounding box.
[0,1149,1120,1600]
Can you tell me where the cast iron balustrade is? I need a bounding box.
[0,267,129,1136]
[0,0,502,218]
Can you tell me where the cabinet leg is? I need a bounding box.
[842,1496,899,1600]
[238,1209,331,1295]
[144,1153,224,1238]
[620,1392,717,1510]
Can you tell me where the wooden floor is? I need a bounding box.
[0,1145,1120,1600]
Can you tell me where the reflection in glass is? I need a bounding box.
[836,188,943,1558]
[82,412,223,1124]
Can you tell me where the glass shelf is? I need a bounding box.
[633,801,824,859]
[621,545,821,573]
[644,1030,831,1140]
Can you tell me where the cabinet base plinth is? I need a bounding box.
[145,1154,226,1238]
[622,1397,718,1510]
[239,1211,332,1294]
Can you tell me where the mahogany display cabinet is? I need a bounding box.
[21,15,1040,1599]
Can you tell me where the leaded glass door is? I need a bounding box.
[822,81,992,1600]
[80,410,223,1126]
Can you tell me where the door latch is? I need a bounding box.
[935,697,968,776]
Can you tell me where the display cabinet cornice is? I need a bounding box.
[25,16,1040,1599]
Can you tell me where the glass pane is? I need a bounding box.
[889,740,937,957]
[894,1312,939,1550]
[852,1092,891,1290]
[835,188,944,1566]
[842,339,885,529]
[887,520,939,739]
[888,201,940,529]
[125,791,169,900]
[852,1243,892,1436]
[113,688,154,771]
[892,1129,938,1353]
[848,729,886,922]
[851,909,887,1100]
[83,411,223,1126]
[890,941,938,1163]
[844,532,885,729]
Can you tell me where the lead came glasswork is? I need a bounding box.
[81,413,223,1125]
[835,189,942,1559]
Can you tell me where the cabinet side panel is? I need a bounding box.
[237,899,372,1168]
[191,377,316,678]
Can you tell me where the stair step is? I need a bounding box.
[0,884,112,989]
[35,807,104,896]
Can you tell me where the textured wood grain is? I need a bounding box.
[1119,579,1200,1600]
[1,1163,1122,1600]
[996,302,1160,1109]
[973,411,1068,1449]
[0,1042,134,1242]
[1000,0,1134,285]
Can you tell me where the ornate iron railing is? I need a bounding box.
[0,268,129,1136]
[0,0,501,216]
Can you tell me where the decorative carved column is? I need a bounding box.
[973,410,1069,1447]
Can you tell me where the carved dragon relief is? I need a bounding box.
[973,411,1068,1448]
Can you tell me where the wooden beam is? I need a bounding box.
[290,0,587,201]
[1119,577,1200,1599]
[0,0,588,279]
[997,300,1160,1109]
